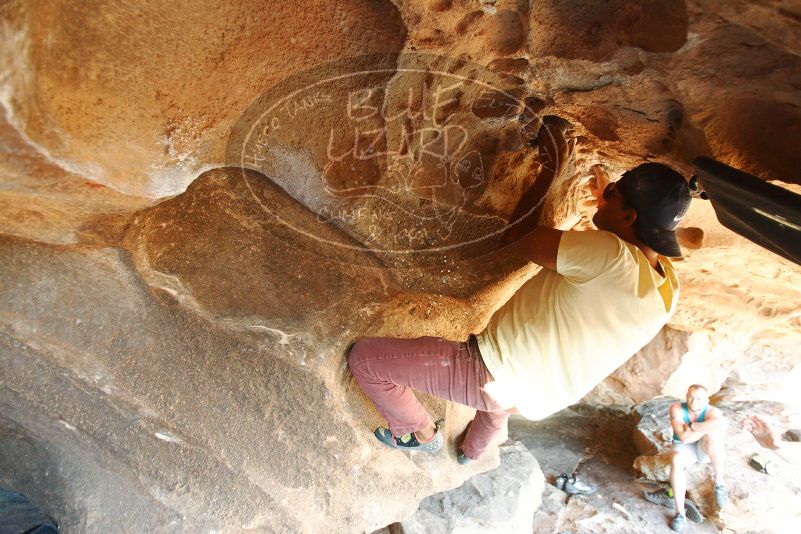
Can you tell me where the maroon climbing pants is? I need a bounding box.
[348,335,511,460]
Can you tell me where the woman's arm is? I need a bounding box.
[502,116,574,247]
[745,414,801,466]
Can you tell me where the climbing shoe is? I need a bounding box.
[644,487,674,507]
[643,488,703,523]
[670,512,686,532]
[563,473,596,495]
[749,452,772,474]
[374,419,444,453]
[685,500,703,523]
[714,483,728,509]
[456,451,472,465]
[555,472,595,495]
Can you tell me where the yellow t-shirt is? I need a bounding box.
[476,229,679,420]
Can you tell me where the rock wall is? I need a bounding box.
[2,0,801,532]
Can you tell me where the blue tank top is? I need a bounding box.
[672,402,707,442]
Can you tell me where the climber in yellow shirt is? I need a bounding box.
[349,124,692,464]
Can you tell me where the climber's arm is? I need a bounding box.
[514,227,563,271]
[671,403,703,444]
[499,116,572,270]
[500,133,563,249]
[691,408,727,435]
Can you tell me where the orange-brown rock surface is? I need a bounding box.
[2,0,800,531]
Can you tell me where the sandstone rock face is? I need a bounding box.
[0,227,515,533]
[632,398,677,456]
[2,0,801,531]
[399,441,544,534]
[1,0,406,198]
[528,0,689,61]
[583,326,750,407]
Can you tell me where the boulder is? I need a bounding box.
[631,397,676,456]
[400,441,545,534]
[0,222,506,533]
[528,0,689,61]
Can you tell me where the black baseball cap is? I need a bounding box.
[617,163,692,258]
